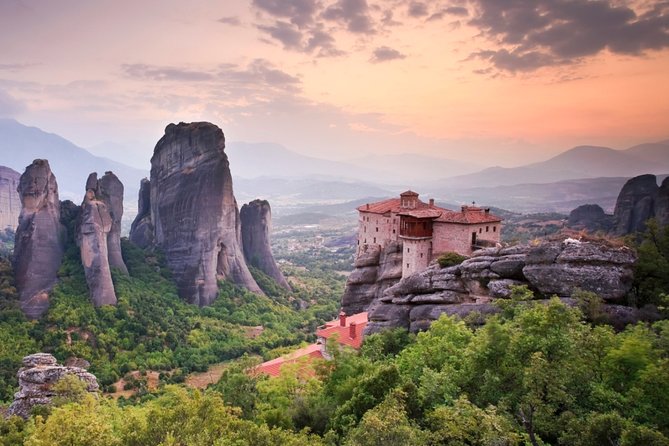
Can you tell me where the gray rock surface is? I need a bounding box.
[0,166,21,230]
[13,160,65,319]
[7,353,99,419]
[655,177,669,228]
[364,239,637,334]
[612,174,659,235]
[139,122,261,305]
[240,199,290,290]
[96,172,127,274]
[341,241,403,315]
[567,204,614,233]
[129,178,153,248]
[77,173,118,306]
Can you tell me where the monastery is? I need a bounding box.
[357,191,503,277]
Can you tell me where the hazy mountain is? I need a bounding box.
[348,153,482,182]
[624,141,669,164]
[87,141,152,169]
[0,119,147,206]
[438,145,668,188]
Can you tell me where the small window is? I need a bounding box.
[486,226,489,232]
[392,229,396,234]
[357,240,359,245]
[376,227,378,232]
[364,239,367,243]
[364,226,367,232]
[479,228,482,233]
[407,248,410,253]
[373,237,376,243]
[493,226,497,232]
[420,253,423,258]
[406,263,410,268]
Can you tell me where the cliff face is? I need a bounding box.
[8,353,99,419]
[612,174,660,235]
[13,160,65,319]
[76,173,122,307]
[0,166,21,230]
[365,239,637,334]
[136,122,261,306]
[240,199,290,290]
[129,178,153,248]
[341,241,403,315]
[96,172,127,274]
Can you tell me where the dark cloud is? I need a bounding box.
[257,20,344,56]
[381,10,402,26]
[217,16,241,26]
[468,0,669,72]
[252,0,319,28]
[322,0,375,34]
[426,5,468,21]
[257,21,304,49]
[122,64,215,82]
[370,46,406,63]
[0,88,24,117]
[408,2,429,17]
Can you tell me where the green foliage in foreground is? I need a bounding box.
[2,299,668,445]
[0,239,343,401]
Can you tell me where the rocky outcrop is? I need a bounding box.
[365,239,637,333]
[76,173,119,307]
[240,199,290,290]
[129,178,153,248]
[0,166,20,230]
[95,172,127,274]
[341,241,403,315]
[13,160,65,319]
[655,177,669,227]
[567,204,614,232]
[612,174,661,235]
[7,353,99,419]
[132,122,261,306]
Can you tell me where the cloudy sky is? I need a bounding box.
[1,0,668,168]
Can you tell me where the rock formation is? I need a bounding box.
[240,199,290,290]
[654,177,669,227]
[95,172,128,274]
[364,239,637,333]
[0,166,21,230]
[612,174,660,235]
[131,122,261,306]
[567,204,614,233]
[13,160,65,319]
[7,353,99,419]
[341,241,403,315]
[76,173,118,306]
[129,178,153,248]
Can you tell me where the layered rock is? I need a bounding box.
[13,160,65,319]
[132,122,261,306]
[129,178,153,248]
[365,239,637,333]
[7,353,99,419]
[612,174,661,235]
[341,241,403,315]
[240,199,290,290]
[567,204,614,233]
[0,166,21,230]
[76,173,118,306]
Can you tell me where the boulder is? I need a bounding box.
[240,199,290,290]
[7,353,99,419]
[137,122,261,305]
[0,165,21,230]
[612,174,659,235]
[13,160,65,319]
[567,204,614,232]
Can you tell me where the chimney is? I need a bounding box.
[429,198,434,207]
[349,322,357,339]
[485,208,490,214]
[339,311,347,327]
[461,205,467,212]
[366,203,370,210]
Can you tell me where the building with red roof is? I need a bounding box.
[357,191,502,277]
[254,312,368,377]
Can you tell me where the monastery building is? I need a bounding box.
[357,191,502,277]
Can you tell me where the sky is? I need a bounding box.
[0,0,668,168]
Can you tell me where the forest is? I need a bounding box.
[0,222,667,445]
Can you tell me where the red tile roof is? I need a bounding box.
[357,198,437,215]
[254,343,325,378]
[436,207,502,224]
[397,208,444,219]
[316,312,368,349]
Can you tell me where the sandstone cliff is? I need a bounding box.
[7,353,99,419]
[13,160,65,319]
[0,166,20,230]
[365,239,638,333]
[240,199,290,290]
[341,241,403,315]
[129,178,153,248]
[76,173,120,307]
[131,122,261,305]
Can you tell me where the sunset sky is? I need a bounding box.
[1,0,668,167]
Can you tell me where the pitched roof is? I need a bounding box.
[316,312,368,349]
[254,343,325,378]
[436,207,502,224]
[357,198,436,215]
[397,208,444,219]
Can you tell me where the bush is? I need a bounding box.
[437,252,467,268]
